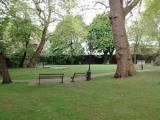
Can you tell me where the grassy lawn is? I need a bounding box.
[6,64,160,80]
[0,70,160,120]
[8,64,116,80]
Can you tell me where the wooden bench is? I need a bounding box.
[39,73,64,85]
[71,73,87,82]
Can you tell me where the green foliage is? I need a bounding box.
[60,0,77,14]
[49,15,87,56]
[0,17,10,53]
[142,0,160,51]
[5,17,40,61]
[0,14,41,66]
[128,0,160,55]
[145,0,160,17]
[88,13,113,49]
[88,13,114,57]
[0,0,42,67]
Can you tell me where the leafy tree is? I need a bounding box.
[0,0,29,84]
[0,0,40,83]
[142,0,160,49]
[7,17,40,67]
[27,0,78,67]
[127,20,144,63]
[88,13,114,64]
[141,0,160,65]
[128,21,143,53]
[128,20,158,56]
[49,15,87,63]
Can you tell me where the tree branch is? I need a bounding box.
[0,0,10,14]
[94,1,109,9]
[32,0,46,22]
[1,0,9,9]
[124,0,142,16]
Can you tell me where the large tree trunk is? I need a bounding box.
[19,51,27,68]
[27,26,48,68]
[109,0,135,78]
[0,52,12,84]
[19,34,30,68]
[127,41,135,76]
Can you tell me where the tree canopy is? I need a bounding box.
[88,13,114,63]
[49,15,87,56]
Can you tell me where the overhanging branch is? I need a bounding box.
[32,0,46,22]
[94,1,109,9]
[124,0,142,16]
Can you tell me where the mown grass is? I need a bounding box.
[0,70,160,120]
[7,64,160,80]
[8,64,116,80]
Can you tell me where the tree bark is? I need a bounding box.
[19,51,27,68]
[19,34,30,68]
[27,0,53,68]
[0,52,12,84]
[109,0,135,78]
[27,26,48,67]
[127,42,135,76]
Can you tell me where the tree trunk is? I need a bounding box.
[0,52,12,84]
[19,51,27,68]
[127,43,135,76]
[109,0,135,78]
[27,26,48,68]
[19,34,30,68]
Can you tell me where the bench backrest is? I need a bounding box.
[74,73,87,76]
[39,74,64,79]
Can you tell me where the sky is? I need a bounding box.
[74,0,143,25]
[74,0,108,25]
[48,0,107,31]
[48,0,144,32]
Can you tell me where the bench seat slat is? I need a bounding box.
[39,73,64,85]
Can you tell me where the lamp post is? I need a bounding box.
[86,41,92,81]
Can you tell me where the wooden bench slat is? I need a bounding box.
[39,74,64,76]
[39,73,64,85]
[39,76,63,79]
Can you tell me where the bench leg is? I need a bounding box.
[71,77,74,82]
[61,76,64,83]
[86,71,91,81]
[39,78,40,85]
